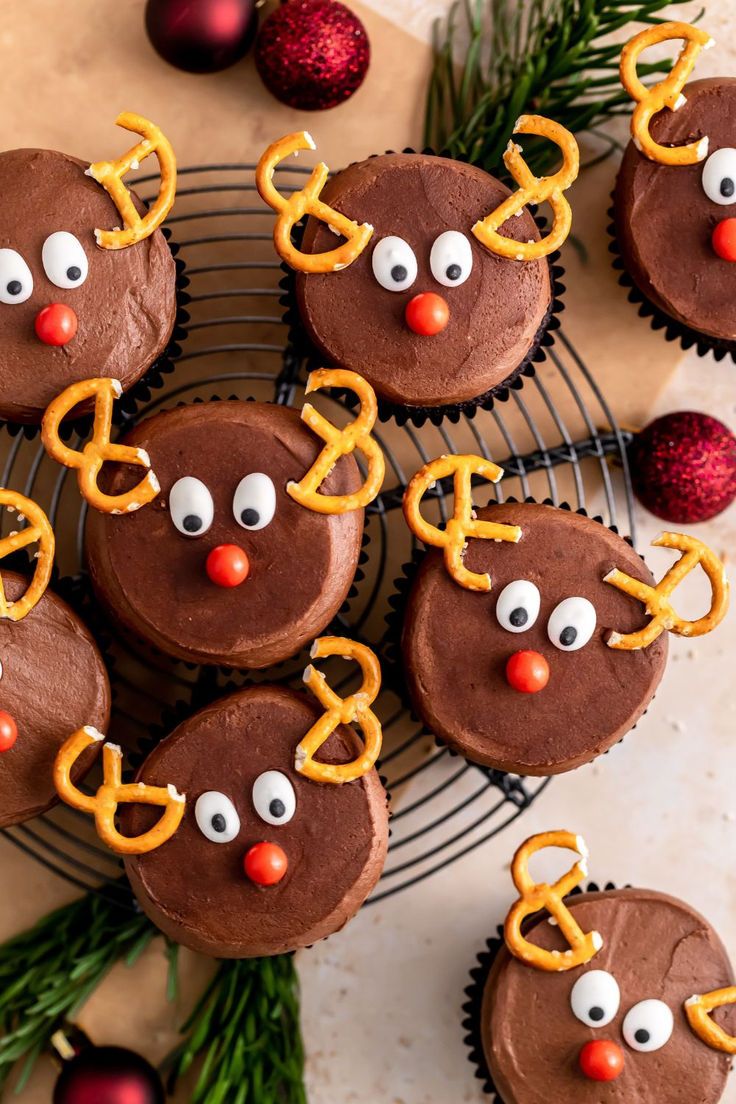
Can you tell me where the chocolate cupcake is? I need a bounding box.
[0,113,179,425]
[256,125,577,423]
[467,831,736,1102]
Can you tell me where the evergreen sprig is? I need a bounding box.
[425,0,697,173]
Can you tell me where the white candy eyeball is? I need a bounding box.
[547,596,597,651]
[233,473,276,531]
[195,791,241,843]
[429,230,473,287]
[0,249,33,305]
[169,476,214,537]
[622,999,674,1052]
[371,236,418,292]
[252,770,297,826]
[570,970,621,1028]
[702,147,736,205]
[42,231,89,289]
[496,579,541,633]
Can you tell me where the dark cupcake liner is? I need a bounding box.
[278,147,566,428]
[463,880,619,1099]
[0,227,191,441]
[607,198,736,363]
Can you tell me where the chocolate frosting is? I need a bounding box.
[401,503,668,775]
[0,148,176,423]
[0,572,110,827]
[85,401,363,668]
[124,685,389,958]
[482,889,736,1104]
[615,78,736,342]
[296,154,551,408]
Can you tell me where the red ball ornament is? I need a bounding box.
[35,304,78,347]
[244,841,289,886]
[53,1046,164,1104]
[255,0,370,111]
[628,411,736,523]
[0,711,17,752]
[579,1039,625,1082]
[505,650,550,694]
[145,0,258,73]
[405,292,450,336]
[206,544,250,587]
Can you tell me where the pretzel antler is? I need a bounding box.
[0,490,55,622]
[87,111,176,249]
[686,988,736,1054]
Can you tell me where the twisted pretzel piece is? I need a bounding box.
[54,726,185,855]
[403,455,521,591]
[605,532,728,651]
[287,369,385,514]
[0,490,55,622]
[504,830,603,972]
[472,115,579,261]
[620,22,714,166]
[686,988,736,1054]
[256,131,373,273]
[296,636,382,785]
[41,378,160,515]
[87,111,176,249]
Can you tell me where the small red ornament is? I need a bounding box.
[53,1045,164,1104]
[35,304,78,347]
[712,218,736,262]
[628,411,736,523]
[145,0,258,73]
[244,841,289,886]
[405,292,450,336]
[505,650,550,694]
[255,0,370,111]
[578,1039,625,1082]
[0,711,17,752]
[206,544,250,587]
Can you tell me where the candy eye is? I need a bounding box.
[41,231,89,289]
[252,770,297,826]
[702,148,736,205]
[496,579,541,633]
[547,597,596,651]
[233,473,276,531]
[622,1000,674,1052]
[169,476,214,537]
[195,791,240,843]
[429,230,473,287]
[570,970,621,1028]
[0,249,33,305]
[371,236,418,292]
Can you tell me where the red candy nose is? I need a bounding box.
[505,650,550,693]
[206,544,250,587]
[405,292,450,335]
[35,303,78,346]
[712,219,736,261]
[579,1040,625,1082]
[244,842,288,886]
[0,711,17,752]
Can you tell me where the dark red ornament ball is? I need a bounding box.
[53,1046,164,1104]
[255,0,370,111]
[145,0,258,74]
[628,411,736,523]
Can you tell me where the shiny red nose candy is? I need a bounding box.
[0,711,17,752]
[712,218,736,262]
[579,1039,625,1082]
[405,292,450,336]
[244,842,288,886]
[34,303,78,346]
[206,544,250,587]
[505,650,550,693]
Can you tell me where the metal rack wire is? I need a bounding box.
[0,162,636,906]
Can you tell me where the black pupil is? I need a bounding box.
[446,263,462,281]
[66,265,82,282]
[6,280,21,296]
[241,507,260,527]
[589,1006,605,1022]
[635,1028,650,1044]
[391,264,407,283]
[211,813,227,833]
[183,513,202,533]
[560,625,577,647]
[509,607,528,628]
[721,177,735,198]
[269,798,286,819]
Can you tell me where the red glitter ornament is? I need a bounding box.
[628,411,736,523]
[255,0,370,111]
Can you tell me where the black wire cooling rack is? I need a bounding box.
[0,161,636,906]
